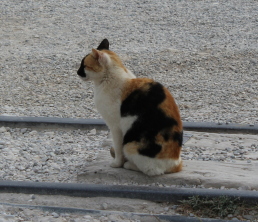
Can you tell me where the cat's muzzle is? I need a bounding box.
[77,66,86,78]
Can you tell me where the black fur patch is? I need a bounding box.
[161,130,183,146]
[173,131,183,147]
[77,57,86,77]
[162,131,170,141]
[97,39,109,50]
[121,82,179,158]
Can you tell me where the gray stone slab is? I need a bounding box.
[78,151,258,190]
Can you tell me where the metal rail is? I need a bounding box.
[0,116,257,134]
[0,181,257,204]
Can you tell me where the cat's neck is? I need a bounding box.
[93,66,135,87]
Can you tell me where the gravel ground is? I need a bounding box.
[0,0,257,125]
[0,194,182,222]
[0,126,107,183]
[0,204,144,222]
[1,126,257,185]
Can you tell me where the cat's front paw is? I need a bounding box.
[110,159,123,168]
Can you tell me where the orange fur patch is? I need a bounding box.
[84,49,127,73]
[84,54,103,73]
[157,87,183,160]
[121,78,154,101]
[155,132,182,159]
[124,141,141,155]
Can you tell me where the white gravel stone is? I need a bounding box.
[20,128,27,134]
[102,203,108,210]
[51,212,59,218]
[0,141,5,145]
[0,127,7,133]
[89,129,97,135]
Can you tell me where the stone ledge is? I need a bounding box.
[78,151,258,190]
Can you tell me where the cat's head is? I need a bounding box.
[77,39,126,82]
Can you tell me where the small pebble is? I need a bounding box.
[89,129,97,135]
[21,128,27,134]
[0,127,7,133]
[0,141,5,145]
[102,203,108,210]
[51,212,59,218]
[164,207,169,211]
[84,215,92,219]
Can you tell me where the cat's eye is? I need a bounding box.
[85,65,93,71]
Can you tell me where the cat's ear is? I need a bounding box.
[92,48,110,66]
[97,39,109,50]
[91,48,100,59]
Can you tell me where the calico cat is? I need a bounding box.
[77,39,183,176]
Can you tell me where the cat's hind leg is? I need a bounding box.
[123,142,163,176]
[124,142,180,176]
[123,161,140,172]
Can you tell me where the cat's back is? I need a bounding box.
[121,78,183,158]
[121,78,182,129]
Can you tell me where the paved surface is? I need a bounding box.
[79,131,258,190]
[79,154,258,190]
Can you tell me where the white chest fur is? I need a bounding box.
[93,83,122,129]
[93,69,136,130]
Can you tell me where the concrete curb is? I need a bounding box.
[0,181,258,205]
[0,116,257,134]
